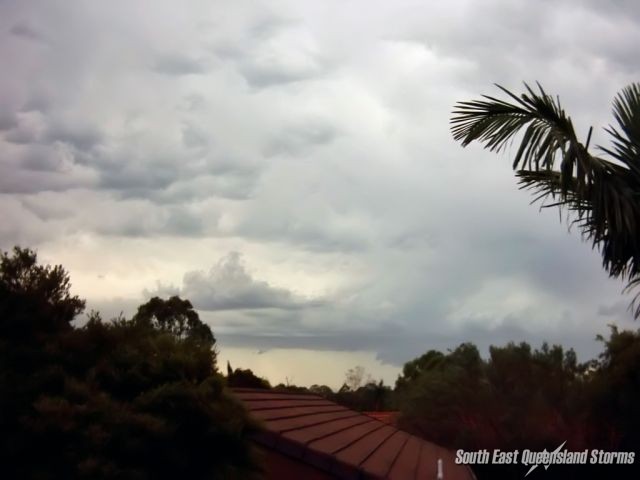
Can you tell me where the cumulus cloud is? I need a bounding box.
[148,252,324,311]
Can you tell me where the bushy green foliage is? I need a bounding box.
[397,341,594,450]
[591,325,640,451]
[226,362,271,389]
[396,343,496,448]
[0,247,262,480]
[0,246,85,338]
[396,334,640,477]
[334,379,395,412]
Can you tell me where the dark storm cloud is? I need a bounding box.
[237,64,319,89]
[233,217,370,253]
[153,54,209,76]
[0,111,18,131]
[99,165,177,192]
[111,214,203,238]
[149,173,258,203]
[92,203,209,238]
[263,119,340,157]
[9,22,45,43]
[5,124,38,145]
[181,123,210,149]
[216,311,618,368]
[21,148,64,172]
[44,122,103,151]
[580,0,640,22]
[96,152,262,203]
[597,301,630,318]
[0,163,95,194]
[22,92,52,113]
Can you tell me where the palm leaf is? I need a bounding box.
[451,82,640,318]
[599,83,640,176]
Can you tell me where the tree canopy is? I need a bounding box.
[396,333,640,478]
[0,247,262,480]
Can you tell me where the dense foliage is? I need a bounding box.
[226,362,271,389]
[272,365,395,412]
[0,247,262,480]
[396,335,640,478]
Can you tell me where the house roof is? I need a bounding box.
[361,412,399,425]
[232,388,476,480]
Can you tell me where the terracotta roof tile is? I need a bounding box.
[309,419,383,454]
[387,435,422,480]
[232,388,476,480]
[359,430,409,478]
[285,414,369,444]
[270,409,357,433]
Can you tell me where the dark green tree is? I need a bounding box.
[0,247,262,480]
[396,343,494,449]
[451,83,640,315]
[396,336,640,479]
[395,350,445,391]
[0,246,85,339]
[132,295,215,347]
[590,325,640,451]
[227,367,271,390]
[308,384,334,397]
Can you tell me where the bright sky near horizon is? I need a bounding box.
[2,0,640,388]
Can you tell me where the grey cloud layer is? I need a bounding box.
[2,0,639,366]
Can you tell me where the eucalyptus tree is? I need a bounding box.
[451,83,640,316]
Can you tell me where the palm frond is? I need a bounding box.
[623,276,640,319]
[516,168,640,278]
[452,82,640,318]
[451,83,601,197]
[597,83,640,182]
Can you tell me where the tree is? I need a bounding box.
[132,295,215,347]
[308,384,334,398]
[590,325,640,451]
[0,246,262,479]
[395,350,445,391]
[0,246,85,339]
[343,365,372,392]
[451,83,640,316]
[227,367,271,389]
[396,343,495,448]
[396,337,640,479]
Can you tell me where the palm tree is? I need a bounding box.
[450,82,640,316]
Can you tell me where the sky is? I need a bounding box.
[2,0,640,389]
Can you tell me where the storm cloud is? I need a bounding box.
[1,0,639,382]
